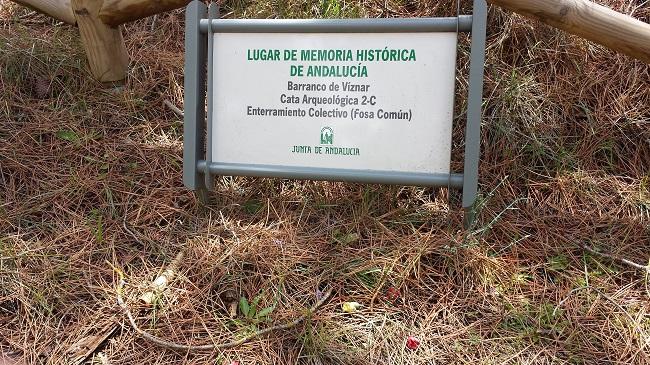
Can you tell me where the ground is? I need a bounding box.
[1,0,649,364]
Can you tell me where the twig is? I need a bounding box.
[18,10,37,20]
[163,99,184,118]
[150,14,158,31]
[553,286,587,317]
[140,250,185,305]
[123,215,146,245]
[116,279,333,351]
[122,201,155,247]
[583,244,649,273]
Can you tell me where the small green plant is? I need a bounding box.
[548,254,569,272]
[320,0,360,18]
[300,320,327,357]
[596,139,616,170]
[239,293,275,325]
[468,331,482,346]
[242,199,262,214]
[56,129,80,145]
[321,0,341,18]
[89,209,103,244]
[332,229,359,245]
[356,267,381,289]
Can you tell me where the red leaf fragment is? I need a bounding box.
[406,336,420,350]
[386,287,400,302]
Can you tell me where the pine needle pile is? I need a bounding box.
[1,1,649,364]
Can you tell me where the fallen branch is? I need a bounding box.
[139,250,185,305]
[163,99,184,118]
[122,198,187,306]
[583,244,649,273]
[116,277,333,351]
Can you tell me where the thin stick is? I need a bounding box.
[149,14,157,31]
[139,250,185,305]
[583,244,649,273]
[163,99,184,118]
[116,279,332,351]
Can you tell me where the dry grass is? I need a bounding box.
[1,0,649,364]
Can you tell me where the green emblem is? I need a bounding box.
[320,127,333,145]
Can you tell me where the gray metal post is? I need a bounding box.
[183,0,208,191]
[204,3,219,190]
[462,0,488,228]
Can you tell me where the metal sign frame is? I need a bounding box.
[183,0,487,224]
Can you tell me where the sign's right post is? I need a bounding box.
[462,0,487,229]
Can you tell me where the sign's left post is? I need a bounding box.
[183,0,208,197]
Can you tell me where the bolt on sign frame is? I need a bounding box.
[183,0,487,226]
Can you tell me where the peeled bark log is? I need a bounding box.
[488,0,650,64]
[12,0,75,24]
[98,0,190,27]
[72,0,129,83]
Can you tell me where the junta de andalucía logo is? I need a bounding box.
[320,126,333,145]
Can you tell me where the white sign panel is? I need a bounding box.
[212,32,457,174]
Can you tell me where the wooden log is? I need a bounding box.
[12,0,75,24]
[488,0,650,64]
[72,0,129,83]
[98,0,190,27]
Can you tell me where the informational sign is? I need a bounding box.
[211,33,457,174]
[184,0,488,226]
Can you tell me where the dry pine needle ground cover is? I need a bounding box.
[1,0,649,364]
